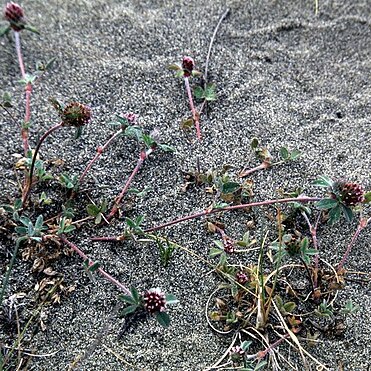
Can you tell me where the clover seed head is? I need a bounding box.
[182,56,195,78]
[4,2,25,31]
[61,102,91,127]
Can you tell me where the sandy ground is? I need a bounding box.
[0,0,370,370]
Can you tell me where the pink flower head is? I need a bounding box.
[143,288,166,314]
[4,2,25,31]
[182,56,195,77]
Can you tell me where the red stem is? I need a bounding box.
[93,197,321,241]
[184,77,201,140]
[22,122,63,205]
[79,128,123,185]
[337,217,370,272]
[106,148,153,221]
[59,235,131,295]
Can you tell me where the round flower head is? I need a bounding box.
[182,56,195,77]
[235,271,248,285]
[4,2,25,31]
[223,236,235,254]
[61,102,91,127]
[333,181,365,207]
[230,345,245,362]
[143,288,166,314]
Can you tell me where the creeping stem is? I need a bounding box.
[184,77,201,139]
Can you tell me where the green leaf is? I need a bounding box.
[312,176,333,188]
[241,340,252,351]
[156,311,170,328]
[63,225,76,234]
[130,287,140,303]
[204,83,216,101]
[165,294,179,305]
[35,215,44,230]
[316,198,339,210]
[279,147,289,160]
[328,205,341,225]
[24,24,40,34]
[0,25,11,37]
[283,301,296,313]
[121,304,138,316]
[209,247,223,257]
[168,63,182,71]
[118,294,138,305]
[340,204,354,222]
[86,204,100,216]
[194,86,205,100]
[289,149,301,160]
[158,143,175,152]
[251,138,259,149]
[88,261,100,272]
[212,240,225,250]
[364,191,371,204]
[221,182,240,194]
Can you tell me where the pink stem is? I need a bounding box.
[184,77,201,139]
[22,122,63,205]
[240,161,270,177]
[106,148,153,221]
[337,217,370,272]
[92,197,321,241]
[60,235,131,295]
[14,31,31,155]
[79,128,123,185]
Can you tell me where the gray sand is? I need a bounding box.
[0,0,370,370]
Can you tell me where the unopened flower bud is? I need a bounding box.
[182,56,195,78]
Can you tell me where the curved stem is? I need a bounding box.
[22,122,63,205]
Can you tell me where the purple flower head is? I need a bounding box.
[143,288,166,314]
[235,271,248,285]
[338,182,365,206]
[182,56,195,78]
[4,2,25,31]
[122,112,138,125]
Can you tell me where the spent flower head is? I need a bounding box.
[60,102,91,127]
[3,2,25,31]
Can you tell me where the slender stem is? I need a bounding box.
[257,333,291,359]
[204,8,230,83]
[79,128,123,185]
[184,77,201,139]
[22,122,63,205]
[337,217,370,272]
[92,197,321,241]
[14,31,31,155]
[106,148,153,221]
[240,161,270,177]
[302,211,320,289]
[0,242,21,306]
[59,235,130,295]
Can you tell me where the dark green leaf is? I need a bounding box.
[340,204,353,222]
[118,294,138,305]
[279,147,289,160]
[35,215,44,230]
[241,340,252,351]
[221,181,240,194]
[283,301,296,313]
[88,261,100,272]
[156,311,170,328]
[251,138,259,149]
[316,198,339,210]
[130,287,140,303]
[328,205,341,225]
[63,225,76,233]
[121,304,138,316]
[86,204,100,216]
